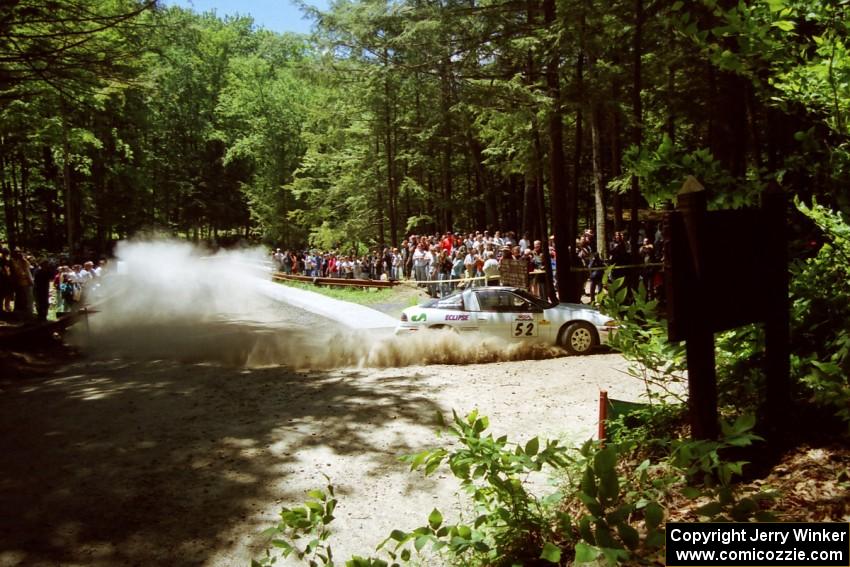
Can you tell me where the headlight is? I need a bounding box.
[400,312,408,322]
[603,319,618,327]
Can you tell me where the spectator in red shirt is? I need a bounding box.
[440,232,454,254]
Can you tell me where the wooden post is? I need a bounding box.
[762,184,790,438]
[598,390,609,442]
[677,178,719,440]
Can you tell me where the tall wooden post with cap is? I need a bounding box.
[669,177,719,439]
[664,176,790,442]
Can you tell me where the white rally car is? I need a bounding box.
[396,286,616,355]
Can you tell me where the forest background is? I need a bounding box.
[1,0,848,292]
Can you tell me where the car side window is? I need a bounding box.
[475,291,542,313]
[475,291,504,312]
[435,295,464,310]
[474,291,534,312]
[507,293,541,312]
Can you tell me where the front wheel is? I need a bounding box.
[561,321,598,355]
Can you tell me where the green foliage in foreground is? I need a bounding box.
[791,199,850,429]
[255,409,767,567]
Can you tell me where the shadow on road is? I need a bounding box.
[0,350,443,566]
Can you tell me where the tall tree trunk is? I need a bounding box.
[18,152,30,245]
[439,57,453,231]
[0,145,17,249]
[467,135,496,228]
[61,105,78,255]
[9,152,20,239]
[574,0,587,235]
[383,51,398,247]
[525,0,555,301]
[542,0,577,302]
[591,104,608,257]
[374,133,386,246]
[610,91,624,233]
[412,74,427,231]
[608,63,623,232]
[572,53,584,238]
[629,0,644,262]
[426,174,436,234]
[384,100,396,247]
[41,145,59,249]
[404,164,412,229]
[520,172,540,236]
[533,127,557,303]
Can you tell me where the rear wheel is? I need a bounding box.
[561,321,597,355]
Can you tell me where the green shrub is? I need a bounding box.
[569,440,667,566]
[253,478,338,567]
[667,414,775,523]
[790,198,850,429]
[389,410,573,566]
[598,275,688,450]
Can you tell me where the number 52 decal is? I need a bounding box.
[513,321,537,337]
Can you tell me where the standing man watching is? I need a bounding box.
[10,250,34,320]
[34,259,56,321]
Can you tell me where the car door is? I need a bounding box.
[473,289,546,341]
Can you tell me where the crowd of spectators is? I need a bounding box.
[272,230,553,295]
[0,246,106,322]
[272,224,663,302]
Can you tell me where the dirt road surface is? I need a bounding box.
[0,293,647,566]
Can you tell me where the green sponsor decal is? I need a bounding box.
[411,312,427,322]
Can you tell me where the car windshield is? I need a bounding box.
[512,288,556,310]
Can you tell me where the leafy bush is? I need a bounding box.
[598,276,687,406]
[668,415,775,523]
[390,410,573,566]
[569,441,667,566]
[790,198,850,429]
[598,275,688,449]
[253,478,338,567]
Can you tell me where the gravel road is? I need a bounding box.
[0,293,647,567]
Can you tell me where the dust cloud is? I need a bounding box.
[72,240,565,369]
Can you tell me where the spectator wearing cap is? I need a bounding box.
[483,251,500,286]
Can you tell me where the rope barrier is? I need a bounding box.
[407,262,665,283]
[271,262,663,286]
